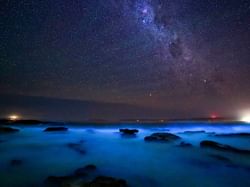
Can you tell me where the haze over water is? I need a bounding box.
[1,122,250,187]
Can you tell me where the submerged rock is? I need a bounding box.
[74,164,97,176]
[208,154,231,163]
[45,175,77,187]
[45,175,127,187]
[200,140,250,155]
[119,128,139,135]
[44,127,68,132]
[187,158,214,169]
[0,126,19,133]
[178,141,193,148]
[83,176,127,187]
[66,142,86,155]
[144,132,181,142]
[10,159,23,166]
[214,133,250,137]
[84,164,97,171]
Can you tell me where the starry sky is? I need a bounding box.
[1,0,250,120]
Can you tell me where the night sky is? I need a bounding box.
[1,0,250,120]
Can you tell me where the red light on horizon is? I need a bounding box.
[210,114,218,119]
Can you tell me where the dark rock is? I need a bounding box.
[200,140,250,155]
[84,164,97,171]
[178,141,193,147]
[215,133,250,137]
[44,127,68,132]
[187,158,213,169]
[10,159,22,166]
[144,132,181,142]
[74,164,97,176]
[66,142,86,155]
[208,154,231,163]
[45,175,76,187]
[45,174,127,187]
[119,129,139,135]
[84,176,127,187]
[0,126,19,133]
[74,169,88,177]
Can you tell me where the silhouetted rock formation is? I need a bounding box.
[200,140,250,155]
[214,133,250,137]
[74,164,97,176]
[45,162,127,187]
[0,126,19,133]
[45,175,77,187]
[85,176,127,187]
[144,133,180,142]
[119,128,139,135]
[44,127,68,132]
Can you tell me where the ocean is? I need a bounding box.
[0,122,250,187]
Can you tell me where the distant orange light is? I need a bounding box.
[9,115,20,121]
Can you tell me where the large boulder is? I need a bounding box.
[44,127,68,132]
[178,141,193,148]
[0,126,19,133]
[144,133,181,142]
[200,140,250,155]
[119,129,139,135]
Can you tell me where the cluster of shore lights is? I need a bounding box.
[240,115,250,123]
[9,114,20,121]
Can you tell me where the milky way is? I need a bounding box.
[1,0,250,119]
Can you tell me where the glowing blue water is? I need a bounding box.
[0,122,250,187]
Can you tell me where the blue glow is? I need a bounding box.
[0,122,250,187]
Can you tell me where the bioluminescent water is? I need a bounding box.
[0,122,250,187]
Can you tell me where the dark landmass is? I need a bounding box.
[0,119,46,125]
[0,117,241,126]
